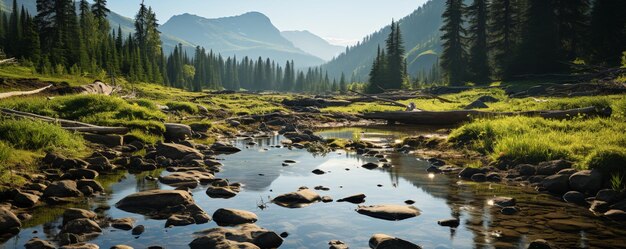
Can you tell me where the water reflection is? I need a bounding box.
[3,127,626,248]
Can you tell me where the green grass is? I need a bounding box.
[166,101,199,114]
[0,94,167,134]
[449,115,626,170]
[0,119,86,152]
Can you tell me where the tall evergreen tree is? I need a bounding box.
[512,0,563,75]
[339,72,347,94]
[385,21,406,90]
[589,0,626,66]
[489,0,520,78]
[555,0,590,61]
[7,0,21,57]
[466,0,490,84]
[440,0,467,86]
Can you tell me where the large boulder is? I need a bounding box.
[272,189,321,208]
[540,174,570,195]
[24,238,55,249]
[369,234,421,249]
[116,190,210,223]
[159,171,214,186]
[213,208,258,226]
[0,207,21,235]
[43,180,83,198]
[156,143,203,160]
[164,123,193,142]
[210,142,242,153]
[536,160,572,175]
[63,208,96,225]
[66,168,99,180]
[83,134,123,148]
[569,170,603,195]
[458,167,486,179]
[356,205,421,221]
[62,218,102,235]
[13,190,40,208]
[190,224,282,249]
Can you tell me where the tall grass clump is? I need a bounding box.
[449,115,626,168]
[0,119,85,152]
[585,148,626,177]
[0,141,12,163]
[166,101,199,114]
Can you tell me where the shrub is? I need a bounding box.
[166,101,198,114]
[585,148,626,176]
[0,119,85,152]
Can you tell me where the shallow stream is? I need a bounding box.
[3,127,626,249]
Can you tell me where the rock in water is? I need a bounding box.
[63,208,96,225]
[24,238,55,249]
[213,208,258,226]
[0,207,21,235]
[368,234,421,249]
[272,189,321,208]
[437,218,460,227]
[337,194,366,204]
[156,143,203,160]
[43,180,83,198]
[569,170,603,195]
[116,190,194,213]
[329,240,349,249]
[190,224,282,249]
[356,205,421,221]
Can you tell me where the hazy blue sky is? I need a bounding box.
[106,0,428,46]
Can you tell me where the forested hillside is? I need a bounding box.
[322,0,446,82]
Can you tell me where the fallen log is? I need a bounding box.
[282,98,352,108]
[361,106,611,125]
[0,108,129,134]
[0,84,53,99]
[349,90,410,109]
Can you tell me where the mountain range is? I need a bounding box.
[4,0,447,79]
[322,0,445,81]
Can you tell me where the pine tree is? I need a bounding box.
[466,0,490,84]
[489,0,520,78]
[21,11,41,64]
[555,0,590,61]
[7,0,22,57]
[440,0,467,86]
[589,0,626,66]
[512,0,562,75]
[91,0,110,35]
[367,46,386,93]
[339,72,347,94]
[385,21,406,90]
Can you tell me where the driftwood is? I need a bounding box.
[349,90,411,109]
[0,108,129,134]
[0,84,53,99]
[0,58,17,65]
[361,106,611,125]
[282,98,352,108]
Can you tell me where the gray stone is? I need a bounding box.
[213,208,258,226]
[131,225,145,235]
[165,214,195,227]
[43,180,83,198]
[437,218,460,227]
[536,160,572,175]
[563,191,586,204]
[24,238,55,249]
[492,197,516,207]
[272,189,321,208]
[62,218,102,235]
[0,207,21,234]
[60,243,99,249]
[156,143,203,160]
[329,240,349,249]
[569,170,603,195]
[356,205,421,221]
[590,200,611,214]
[63,208,96,225]
[459,167,486,179]
[111,218,134,230]
[369,234,421,249]
[14,191,40,208]
[540,174,570,195]
[517,164,536,176]
[596,189,619,203]
[337,194,366,204]
[471,173,486,182]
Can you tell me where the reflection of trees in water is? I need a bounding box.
[381,152,493,246]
